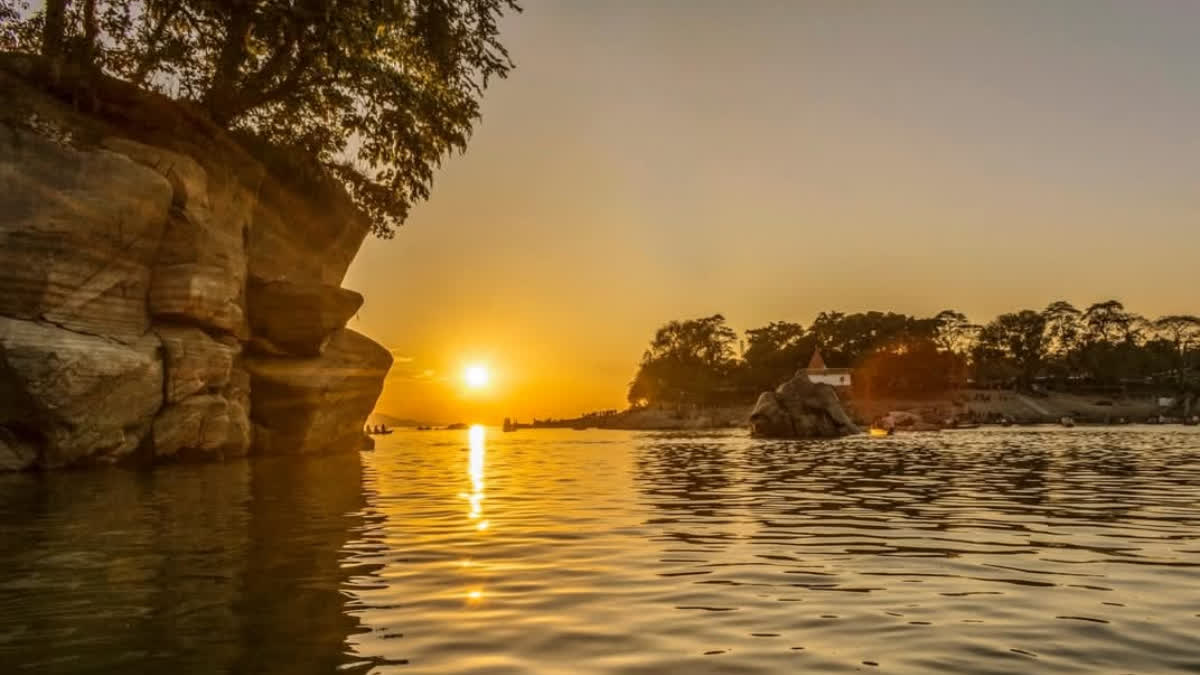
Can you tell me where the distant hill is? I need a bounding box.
[368,413,428,428]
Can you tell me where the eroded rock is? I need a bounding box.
[155,324,238,403]
[105,138,254,338]
[0,127,171,343]
[0,317,163,467]
[749,372,859,439]
[0,67,391,471]
[246,277,363,356]
[152,394,249,460]
[246,329,391,455]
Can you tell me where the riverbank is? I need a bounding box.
[518,388,1189,431]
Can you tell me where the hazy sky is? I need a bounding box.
[344,0,1200,424]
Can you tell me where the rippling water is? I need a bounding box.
[2,427,1199,673]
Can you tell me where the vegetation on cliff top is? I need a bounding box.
[0,0,520,237]
[628,303,1200,408]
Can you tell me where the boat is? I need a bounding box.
[1060,416,1075,428]
[366,428,393,435]
[868,427,894,437]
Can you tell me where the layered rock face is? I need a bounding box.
[0,66,391,471]
[749,372,860,439]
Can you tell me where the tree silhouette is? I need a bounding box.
[2,0,521,237]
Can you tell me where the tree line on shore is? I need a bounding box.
[627,301,1200,408]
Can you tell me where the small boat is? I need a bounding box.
[868,427,894,437]
[1060,416,1075,428]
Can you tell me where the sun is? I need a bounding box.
[464,364,490,389]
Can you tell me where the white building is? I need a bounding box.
[800,348,852,387]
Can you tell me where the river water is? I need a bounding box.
[2,427,1199,674]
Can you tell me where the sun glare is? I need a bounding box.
[464,364,490,389]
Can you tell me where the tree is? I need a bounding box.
[933,309,980,355]
[2,0,522,237]
[1041,300,1082,381]
[809,311,937,366]
[1154,315,1200,386]
[1083,300,1135,345]
[740,321,813,391]
[974,310,1046,387]
[628,314,739,407]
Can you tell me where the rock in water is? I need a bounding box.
[246,329,392,455]
[749,372,859,438]
[0,63,391,471]
[0,317,163,467]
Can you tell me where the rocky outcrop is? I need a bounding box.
[247,278,363,356]
[246,329,392,455]
[0,62,390,470]
[0,126,172,344]
[749,372,860,438]
[0,317,163,467]
[156,325,239,403]
[152,393,250,459]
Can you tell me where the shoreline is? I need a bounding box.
[508,388,1195,432]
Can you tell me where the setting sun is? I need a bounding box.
[464,364,490,389]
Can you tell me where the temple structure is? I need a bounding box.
[799,348,852,387]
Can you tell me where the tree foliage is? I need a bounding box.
[627,314,738,407]
[627,301,1200,410]
[2,0,520,237]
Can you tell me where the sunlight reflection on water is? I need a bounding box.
[2,427,1200,674]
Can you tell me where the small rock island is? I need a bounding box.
[749,371,860,439]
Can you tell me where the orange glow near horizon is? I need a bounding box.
[345,2,1200,425]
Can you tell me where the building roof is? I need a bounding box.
[807,348,826,370]
[799,348,852,376]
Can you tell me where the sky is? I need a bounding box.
[343,0,1200,425]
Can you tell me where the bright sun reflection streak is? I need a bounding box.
[467,425,486,523]
[463,425,488,603]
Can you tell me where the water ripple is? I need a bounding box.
[0,426,1198,673]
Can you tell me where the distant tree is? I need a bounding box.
[1040,301,1082,381]
[857,338,962,397]
[628,314,739,407]
[809,311,937,366]
[974,310,1046,388]
[1083,300,1136,345]
[740,321,813,392]
[933,309,980,355]
[1154,315,1200,386]
[2,0,522,237]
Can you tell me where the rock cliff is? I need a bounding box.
[749,372,860,439]
[0,60,391,471]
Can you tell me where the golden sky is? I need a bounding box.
[343,1,1200,424]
